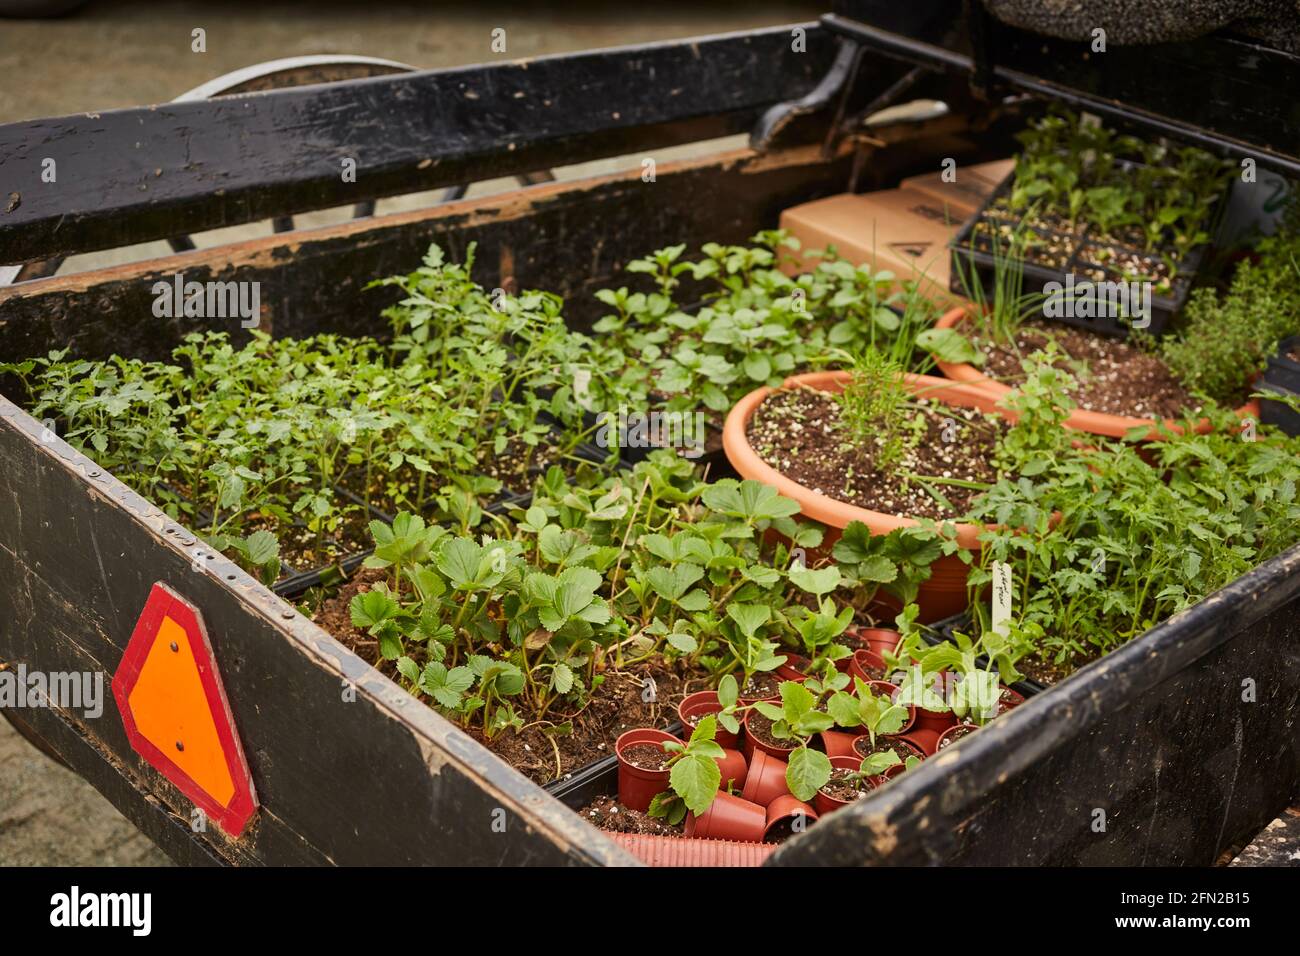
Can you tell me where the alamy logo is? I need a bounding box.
[50,886,151,936]
[0,665,102,719]
[152,272,261,328]
[594,405,705,459]
[1043,273,1151,328]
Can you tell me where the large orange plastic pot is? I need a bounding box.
[723,370,1007,623]
[930,307,1261,440]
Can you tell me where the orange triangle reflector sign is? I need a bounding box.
[112,582,257,837]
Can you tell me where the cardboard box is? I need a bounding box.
[901,158,1013,219]
[779,187,967,299]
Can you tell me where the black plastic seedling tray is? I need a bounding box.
[1258,335,1300,436]
[1265,334,1300,394]
[948,166,1222,338]
[1258,386,1300,437]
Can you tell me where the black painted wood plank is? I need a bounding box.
[0,24,835,263]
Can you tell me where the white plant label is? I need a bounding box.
[992,560,1012,636]
[572,368,594,411]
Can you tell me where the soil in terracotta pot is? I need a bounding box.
[740,672,783,700]
[854,736,922,763]
[579,795,683,837]
[780,653,812,675]
[937,725,977,750]
[746,712,792,751]
[839,630,896,656]
[680,709,715,734]
[313,568,688,785]
[620,742,674,771]
[973,319,1202,419]
[854,655,893,682]
[747,387,1005,521]
[820,768,874,803]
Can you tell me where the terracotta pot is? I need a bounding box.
[845,626,902,657]
[724,370,1010,623]
[714,747,749,792]
[776,653,813,681]
[847,648,895,684]
[898,727,942,756]
[866,679,917,734]
[734,671,785,706]
[853,733,927,767]
[615,728,680,813]
[819,729,860,760]
[740,749,793,807]
[677,691,740,748]
[931,306,1261,440]
[684,791,768,843]
[999,685,1026,714]
[911,704,958,737]
[763,794,819,842]
[814,754,876,815]
[936,723,978,751]
[742,708,797,761]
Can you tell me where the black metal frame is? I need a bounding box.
[827,0,1300,176]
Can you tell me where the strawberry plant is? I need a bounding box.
[751,677,844,800]
[646,714,728,824]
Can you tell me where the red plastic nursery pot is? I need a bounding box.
[740,749,793,807]
[870,679,917,734]
[898,728,942,756]
[764,794,819,842]
[615,728,681,813]
[735,671,786,705]
[814,755,877,816]
[930,306,1262,440]
[677,691,740,748]
[684,791,768,843]
[715,748,750,792]
[776,653,813,681]
[911,702,958,736]
[842,626,902,659]
[847,648,892,683]
[936,723,978,751]
[742,708,797,761]
[819,729,860,760]
[853,733,927,765]
[724,370,1012,623]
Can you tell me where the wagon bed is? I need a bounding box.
[1,4,1298,867]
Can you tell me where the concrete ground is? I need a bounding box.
[0,0,819,867]
[0,717,172,865]
[0,0,821,124]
